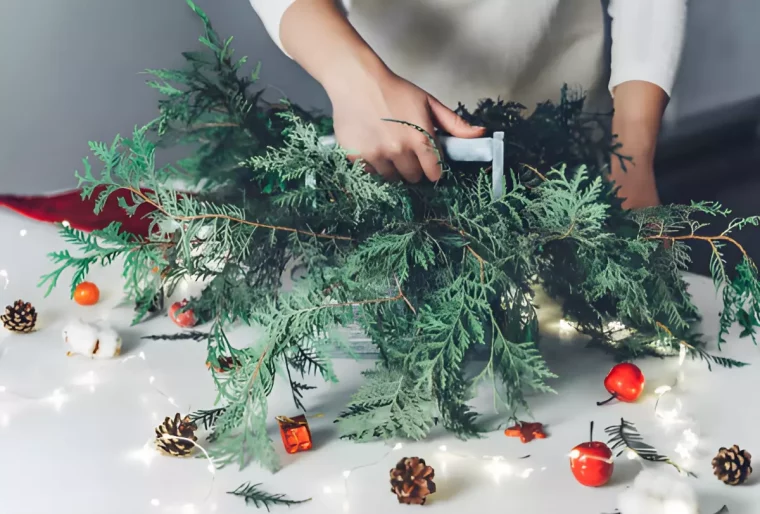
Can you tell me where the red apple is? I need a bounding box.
[169,299,197,328]
[569,422,614,487]
[597,362,645,406]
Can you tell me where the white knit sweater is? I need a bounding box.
[250,0,686,110]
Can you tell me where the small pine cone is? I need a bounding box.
[389,457,436,505]
[1,300,37,333]
[155,413,198,457]
[712,445,753,485]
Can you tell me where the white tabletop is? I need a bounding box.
[0,209,757,514]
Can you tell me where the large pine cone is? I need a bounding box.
[1,300,37,333]
[712,445,752,485]
[155,413,198,457]
[390,457,436,505]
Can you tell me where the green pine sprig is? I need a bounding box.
[605,418,696,477]
[227,482,311,511]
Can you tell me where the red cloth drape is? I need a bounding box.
[0,186,155,238]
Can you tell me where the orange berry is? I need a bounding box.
[74,281,100,306]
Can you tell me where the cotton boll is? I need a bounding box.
[63,320,99,356]
[62,320,122,358]
[617,469,698,514]
[92,325,122,358]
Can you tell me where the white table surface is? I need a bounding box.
[0,208,758,514]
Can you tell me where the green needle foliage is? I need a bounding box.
[228,482,311,511]
[605,418,696,477]
[41,0,760,473]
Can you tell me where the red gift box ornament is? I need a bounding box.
[276,415,312,454]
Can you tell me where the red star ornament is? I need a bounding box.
[504,421,547,443]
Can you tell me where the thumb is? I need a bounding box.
[428,96,486,138]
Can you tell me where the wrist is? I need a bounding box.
[320,47,392,99]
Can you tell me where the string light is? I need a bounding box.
[0,269,8,289]
[45,388,68,411]
[19,229,27,237]
[484,456,513,484]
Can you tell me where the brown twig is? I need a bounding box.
[466,246,486,284]
[125,187,353,242]
[190,122,239,129]
[393,275,417,314]
[645,234,749,261]
[427,218,469,238]
[558,220,576,240]
[519,163,547,182]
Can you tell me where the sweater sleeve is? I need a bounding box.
[249,0,297,56]
[607,0,687,97]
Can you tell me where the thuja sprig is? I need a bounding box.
[228,482,311,511]
[605,418,696,477]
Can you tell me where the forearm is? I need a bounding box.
[612,81,667,162]
[280,0,389,96]
[610,81,668,207]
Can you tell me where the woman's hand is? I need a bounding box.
[329,70,485,182]
[281,0,484,183]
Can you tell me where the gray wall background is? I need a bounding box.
[1,0,758,195]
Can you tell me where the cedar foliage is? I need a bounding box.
[40,0,760,472]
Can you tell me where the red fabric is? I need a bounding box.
[0,186,156,238]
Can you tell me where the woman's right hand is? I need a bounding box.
[328,69,486,183]
[280,0,485,183]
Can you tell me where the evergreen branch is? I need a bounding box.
[655,322,749,371]
[605,418,696,477]
[141,331,208,341]
[123,186,353,242]
[188,406,226,431]
[227,482,311,511]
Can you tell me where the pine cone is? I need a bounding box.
[389,457,436,505]
[155,413,198,457]
[1,300,37,333]
[712,445,752,485]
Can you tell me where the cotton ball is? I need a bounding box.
[92,325,122,359]
[63,320,122,358]
[63,320,99,357]
[617,469,698,514]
